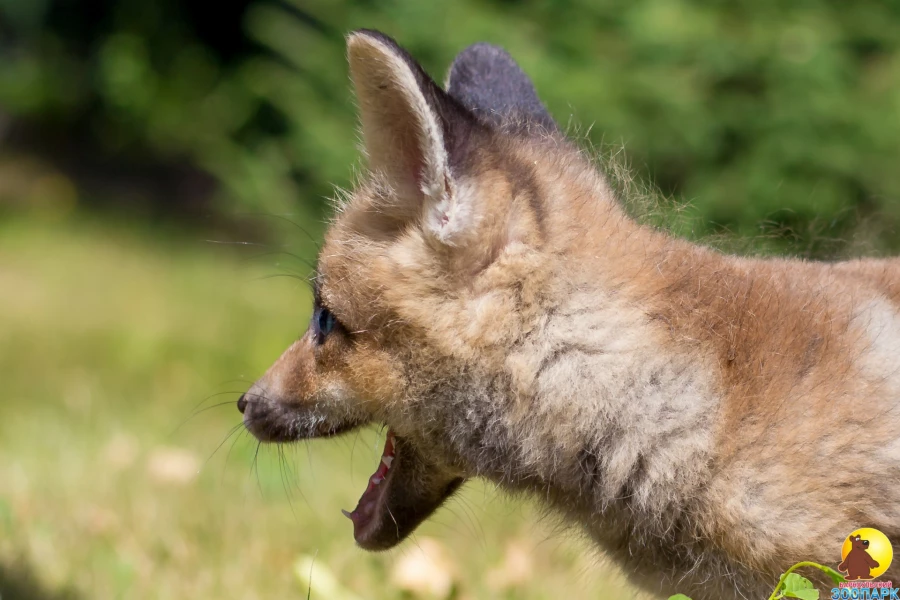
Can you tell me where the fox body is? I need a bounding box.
[238,30,900,599]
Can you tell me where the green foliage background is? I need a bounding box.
[2,0,898,255]
[2,3,898,598]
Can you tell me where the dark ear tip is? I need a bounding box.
[449,43,518,76]
[456,42,514,58]
[447,41,557,132]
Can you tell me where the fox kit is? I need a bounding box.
[237,30,900,599]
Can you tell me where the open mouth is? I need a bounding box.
[338,428,466,551]
[342,430,397,544]
[239,390,466,551]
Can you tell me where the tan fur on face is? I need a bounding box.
[244,32,900,599]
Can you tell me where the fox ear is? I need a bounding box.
[446,43,556,132]
[347,30,477,237]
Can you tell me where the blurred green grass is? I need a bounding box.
[0,214,639,599]
[4,0,899,256]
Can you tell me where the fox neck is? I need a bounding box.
[506,146,722,512]
[490,273,720,517]
[435,169,726,534]
[395,144,730,544]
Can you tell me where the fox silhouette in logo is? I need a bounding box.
[839,534,881,580]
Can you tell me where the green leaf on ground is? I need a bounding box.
[781,572,819,600]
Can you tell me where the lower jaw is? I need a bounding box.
[341,429,396,545]
[337,429,466,551]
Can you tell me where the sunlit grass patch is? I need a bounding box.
[0,216,637,599]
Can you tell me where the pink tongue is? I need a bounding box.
[341,430,395,525]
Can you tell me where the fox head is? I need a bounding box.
[238,30,644,551]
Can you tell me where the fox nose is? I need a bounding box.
[237,393,248,414]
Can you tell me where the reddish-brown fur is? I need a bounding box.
[238,31,900,599]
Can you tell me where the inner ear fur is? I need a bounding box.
[346,31,541,256]
[347,30,477,225]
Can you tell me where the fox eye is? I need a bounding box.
[313,306,338,343]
